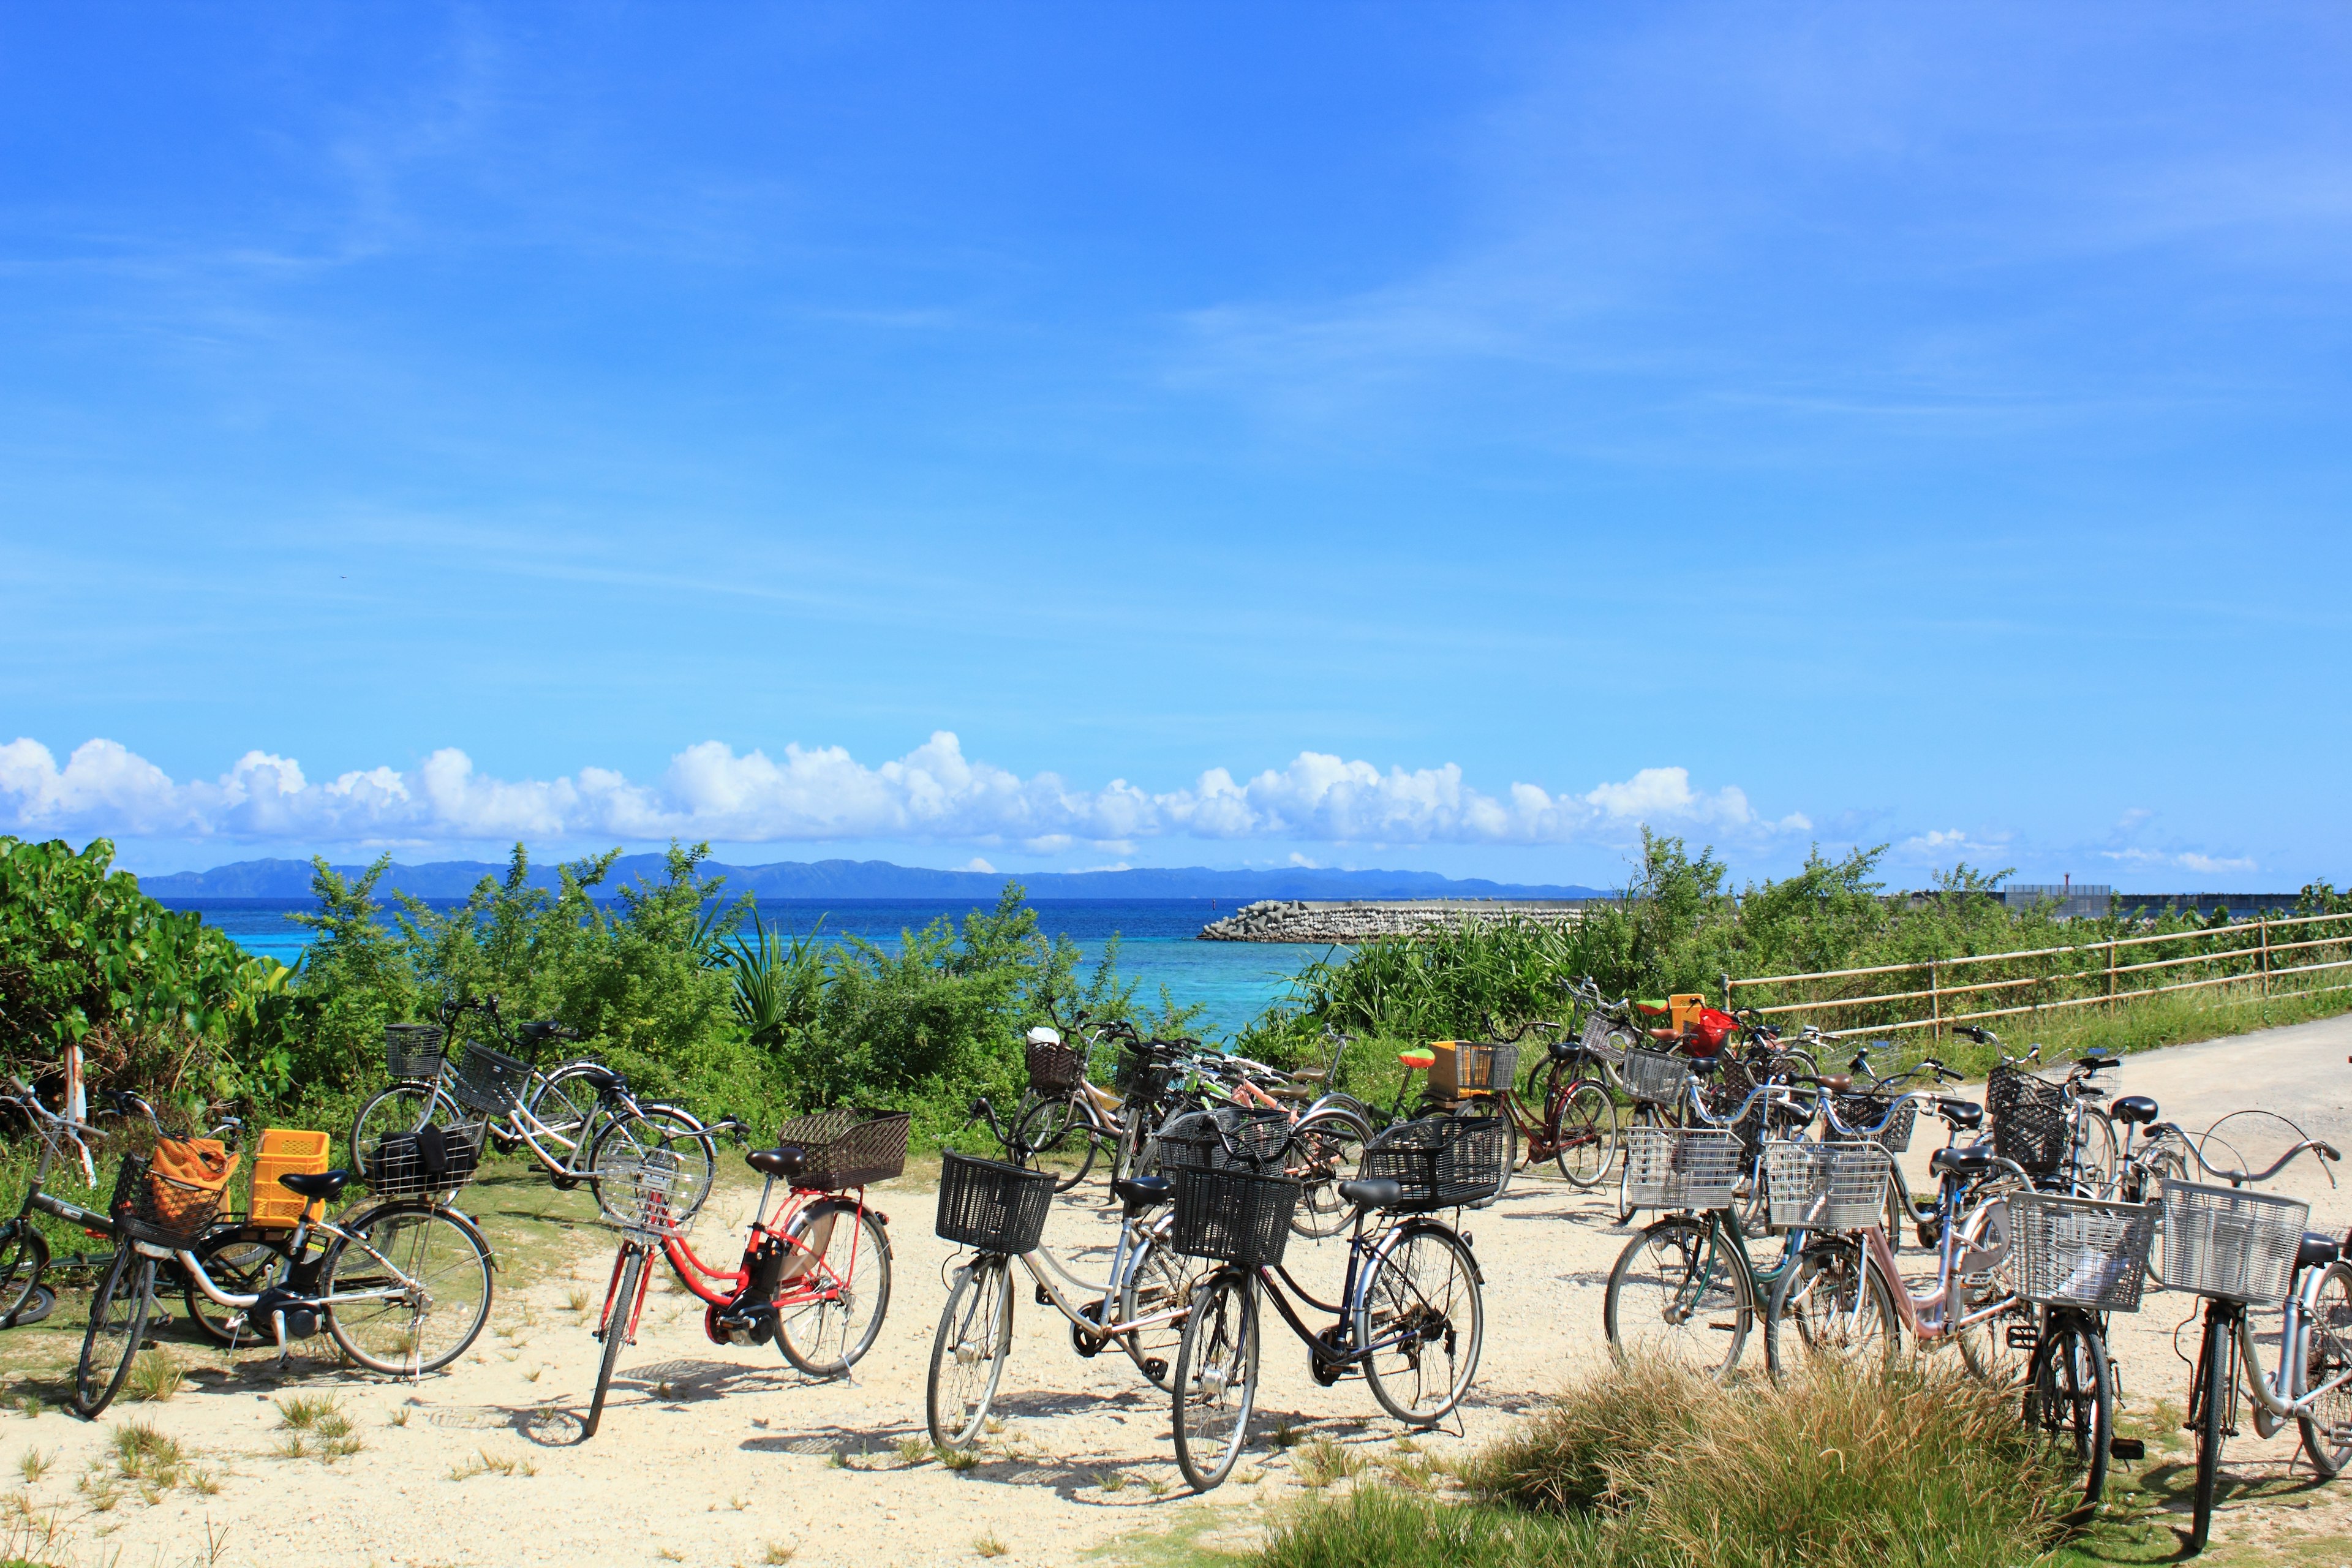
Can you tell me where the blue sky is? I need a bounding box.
[2,4,2346,890]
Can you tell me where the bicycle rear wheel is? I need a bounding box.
[1762,1237,1899,1381]
[1287,1112,1368,1240]
[322,1204,494,1374]
[2024,1313,2112,1517]
[1172,1270,1258,1492]
[927,1257,1013,1449]
[1120,1226,1205,1391]
[1604,1215,1751,1381]
[2299,1259,2352,1477]
[1016,1095,1102,1194]
[586,1245,644,1439]
[0,1220,49,1325]
[349,1081,460,1170]
[1359,1224,1483,1426]
[1549,1076,1617,1188]
[74,1245,153,1418]
[776,1200,892,1376]
[1450,1101,1513,1205]
[184,1229,293,1346]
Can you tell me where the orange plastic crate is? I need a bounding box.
[249,1128,332,1229]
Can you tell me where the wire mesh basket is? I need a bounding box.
[1358,1115,1511,1212]
[1763,1140,1891,1231]
[594,1145,699,1239]
[383,1025,448,1081]
[1156,1108,1292,1174]
[1706,1059,1768,1156]
[2160,1178,2310,1306]
[1431,1042,1520,1099]
[449,1041,533,1117]
[1829,1092,1919,1154]
[935,1151,1057,1254]
[1580,1016,1627,1068]
[364,1120,487,1199]
[771,1107,910,1189]
[1622,1126,1741,1212]
[2010,1191,2157,1311]
[1988,1066,2069,1174]
[1169,1164,1299,1268]
[1114,1049,1181,1102]
[110,1152,230,1247]
[1025,1038,1088,1094]
[1620,1047,1693,1107]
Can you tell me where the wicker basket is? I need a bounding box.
[111,1153,228,1247]
[1357,1115,1510,1212]
[1830,1092,1919,1154]
[1156,1109,1292,1174]
[935,1151,1057,1254]
[450,1041,532,1117]
[1622,1126,1740,1212]
[2011,1191,2157,1311]
[1169,1165,1298,1268]
[2160,1178,2309,1306]
[595,1146,698,1238]
[1430,1042,1520,1099]
[1621,1047,1693,1107]
[1763,1140,1891,1232]
[383,1025,447,1081]
[1026,1038,1088,1094]
[364,1121,487,1200]
[1988,1066,2069,1174]
[772,1107,910,1190]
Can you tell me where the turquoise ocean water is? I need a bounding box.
[161,897,1329,1041]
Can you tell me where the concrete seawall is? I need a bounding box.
[1197,897,1602,943]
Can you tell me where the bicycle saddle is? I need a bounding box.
[1937,1098,1985,1131]
[1815,1074,1852,1092]
[572,1066,625,1094]
[1110,1175,1170,1209]
[2297,1232,2342,1271]
[1338,1178,1402,1210]
[1547,1036,1583,1062]
[1929,1144,1996,1180]
[2111,1095,2160,1126]
[519,1019,581,1044]
[745,1146,805,1179]
[278,1169,354,1199]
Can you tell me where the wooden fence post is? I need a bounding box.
[2107,940,2117,1012]
[2261,914,2270,999]
[1929,961,1941,1043]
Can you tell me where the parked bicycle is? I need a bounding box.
[0,1076,119,1329]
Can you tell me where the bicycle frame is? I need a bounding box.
[1248,1211,1466,1374]
[658,1178,874,1316]
[160,1212,423,1327]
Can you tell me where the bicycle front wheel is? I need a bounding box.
[349,1081,459,1170]
[0,1220,49,1325]
[322,1204,494,1374]
[927,1257,1013,1449]
[1358,1224,1483,1426]
[1550,1077,1618,1188]
[2024,1313,2112,1517]
[2190,1303,2234,1553]
[1604,1215,1751,1381]
[2299,1259,2352,1477]
[1763,1237,1899,1380]
[74,1245,153,1419]
[1016,1095,1101,1194]
[1172,1270,1258,1492]
[777,1200,892,1376]
[586,1246,644,1439]
[1120,1224,1207,1391]
[587,1106,720,1223]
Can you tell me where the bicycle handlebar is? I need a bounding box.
[2190,1136,2341,1189]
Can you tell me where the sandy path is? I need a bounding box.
[0,1014,2346,1567]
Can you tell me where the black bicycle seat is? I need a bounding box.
[2111,1095,2160,1126]
[1548,1037,1582,1062]
[1687,1056,1725,1077]
[1338,1178,1402,1209]
[2298,1232,2342,1270]
[1110,1175,1170,1209]
[1937,1099,1985,1131]
[573,1066,624,1094]
[277,1169,353,1199]
[1929,1144,1995,1180]
[745,1146,805,1179]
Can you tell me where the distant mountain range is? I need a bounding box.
[138,855,1607,903]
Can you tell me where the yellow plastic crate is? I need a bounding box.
[249,1128,332,1229]
[1668,993,1708,1035]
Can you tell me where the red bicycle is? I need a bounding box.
[586,1109,902,1438]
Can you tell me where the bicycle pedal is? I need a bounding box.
[2108,1438,2145,1461]
[1035,1284,1052,1308]
[2005,1325,2040,1351]
[1142,1358,1166,1384]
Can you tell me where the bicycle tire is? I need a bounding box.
[584,1245,644,1439]
[0,1220,49,1326]
[1358,1224,1483,1426]
[2073,1106,2119,1198]
[1287,1111,1369,1240]
[586,1105,720,1223]
[776,1200,892,1376]
[1762,1236,1899,1381]
[74,1245,153,1419]
[2299,1259,2352,1477]
[1615,1105,1659,1224]
[349,1080,461,1170]
[1172,1270,1258,1492]
[1550,1076,1617,1188]
[2024,1313,2112,1517]
[183,1229,294,1347]
[522,1059,608,1155]
[1604,1215,1751,1381]
[321,1202,494,1374]
[927,1257,1013,1449]
[1118,1224,1204,1392]
[2191,1303,2232,1553]
[1015,1095,1100,1194]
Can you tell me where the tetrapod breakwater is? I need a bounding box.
[1196,897,1600,943]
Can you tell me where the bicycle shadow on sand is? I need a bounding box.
[2062,1452,2336,1563]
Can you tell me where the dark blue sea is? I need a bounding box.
[157,897,1330,1041]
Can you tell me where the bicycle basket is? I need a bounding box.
[771,1107,910,1190]
[595,1145,698,1238]
[1620,1047,1692,1107]
[450,1040,532,1117]
[934,1151,1057,1254]
[383,1024,447,1081]
[1169,1165,1298,1268]
[1706,1058,1768,1155]
[1987,1066,2068,1174]
[1026,1038,1088,1095]
[364,1120,487,1200]
[1580,1016,1627,1068]
[250,1128,333,1228]
[1358,1115,1509,1212]
[1763,1140,1890,1232]
[2159,1178,2309,1306]
[1622,1126,1740,1212]
[1156,1108,1292,1175]
[114,1150,231,1246]
[1830,1092,1919,1154]
[1430,1042,1519,1099]
[2010,1191,2156,1312]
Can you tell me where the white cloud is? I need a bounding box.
[0,733,1811,852]
[960,857,997,874]
[2101,846,2259,876]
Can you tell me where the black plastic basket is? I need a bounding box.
[111,1152,229,1247]
[1026,1038,1088,1094]
[1169,1165,1298,1268]
[1707,1058,1770,1156]
[364,1120,486,1199]
[1156,1108,1292,1175]
[449,1041,532,1117]
[935,1151,1057,1253]
[1988,1066,2068,1174]
[383,1024,447,1080]
[1359,1115,1510,1212]
[774,1107,910,1189]
[1829,1092,1918,1154]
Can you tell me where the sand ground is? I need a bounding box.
[0,1014,2347,1568]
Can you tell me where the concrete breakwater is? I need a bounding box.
[1197,898,1600,943]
